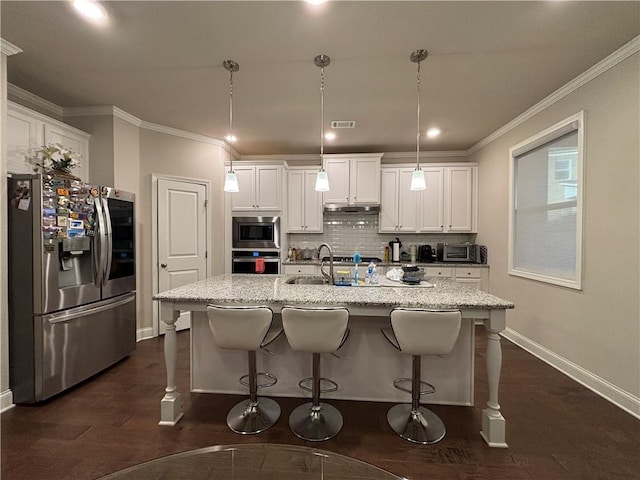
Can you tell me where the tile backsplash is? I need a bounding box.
[287,213,475,258]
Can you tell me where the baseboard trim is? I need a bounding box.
[501,327,640,419]
[137,327,155,342]
[0,389,15,413]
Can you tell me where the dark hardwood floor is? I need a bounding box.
[2,327,639,480]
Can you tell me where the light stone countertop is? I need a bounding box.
[154,274,514,310]
[283,259,488,268]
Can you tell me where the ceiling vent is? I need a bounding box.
[331,120,356,129]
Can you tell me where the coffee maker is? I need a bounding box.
[417,244,435,263]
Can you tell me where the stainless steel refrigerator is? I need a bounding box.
[7,173,136,403]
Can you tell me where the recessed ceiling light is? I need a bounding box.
[426,128,441,138]
[72,0,107,22]
[325,132,336,141]
[306,0,326,5]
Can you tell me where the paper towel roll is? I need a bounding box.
[392,242,400,262]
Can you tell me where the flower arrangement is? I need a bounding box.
[29,143,81,174]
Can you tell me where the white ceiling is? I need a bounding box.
[2,1,639,157]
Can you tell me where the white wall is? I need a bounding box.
[138,129,228,333]
[1,46,10,408]
[471,52,639,411]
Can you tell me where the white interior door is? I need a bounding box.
[158,178,207,332]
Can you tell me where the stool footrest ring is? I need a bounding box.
[298,376,338,394]
[240,372,278,389]
[393,378,435,396]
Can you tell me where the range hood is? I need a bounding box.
[324,204,380,214]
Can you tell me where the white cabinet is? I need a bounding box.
[379,168,419,232]
[427,265,489,292]
[287,169,323,233]
[454,267,485,291]
[283,264,319,275]
[380,164,477,233]
[425,266,454,278]
[419,165,476,233]
[322,154,381,205]
[445,166,475,232]
[7,102,90,181]
[231,165,282,211]
[417,168,445,232]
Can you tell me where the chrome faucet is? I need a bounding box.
[317,243,334,285]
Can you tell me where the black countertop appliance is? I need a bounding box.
[417,244,435,263]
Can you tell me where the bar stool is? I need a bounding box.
[206,305,283,435]
[381,308,462,444]
[281,306,350,442]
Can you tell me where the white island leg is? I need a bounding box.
[159,307,184,426]
[481,309,508,448]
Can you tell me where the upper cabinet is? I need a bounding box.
[380,164,477,233]
[322,154,381,205]
[230,164,283,211]
[7,102,90,182]
[287,168,323,233]
[379,167,420,232]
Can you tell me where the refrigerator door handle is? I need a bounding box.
[101,193,113,286]
[45,294,135,324]
[93,193,107,288]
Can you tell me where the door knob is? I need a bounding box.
[161,263,167,268]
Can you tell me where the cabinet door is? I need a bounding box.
[230,166,256,211]
[323,158,350,204]
[44,123,89,182]
[287,170,305,232]
[418,168,444,232]
[397,168,419,232]
[7,106,42,175]
[303,170,323,232]
[350,157,380,204]
[379,169,399,232]
[455,278,482,290]
[446,166,473,232]
[255,166,281,210]
[455,266,487,291]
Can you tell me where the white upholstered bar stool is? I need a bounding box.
[206,305,283,435]
[381,308,462,444]
[280,306,350,442]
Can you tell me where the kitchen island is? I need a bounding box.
[154,274,514,447]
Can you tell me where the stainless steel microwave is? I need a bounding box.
[436,243,487,263]
[232,216,280,249]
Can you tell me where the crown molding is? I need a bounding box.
[1,39,22,56]
[63,106,231,150]
[140,121,229,150]
[240,153,320,162]
[64,105,144,128]
[7,83,63,117]
[468,35,640,155]
[383,150,468,160]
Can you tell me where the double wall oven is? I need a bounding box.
[231,216,280,274]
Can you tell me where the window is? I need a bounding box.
[508,112,584,289]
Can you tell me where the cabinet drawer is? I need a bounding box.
[455,268,482,279]
[283,265,317,275]
[425,267,453,277]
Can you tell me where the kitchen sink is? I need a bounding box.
[284,276,326,285]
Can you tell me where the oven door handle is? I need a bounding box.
[232,258,280,263]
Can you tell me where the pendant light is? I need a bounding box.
[410,49,428,191]
[314,54,331,192]
[223,59,240,193]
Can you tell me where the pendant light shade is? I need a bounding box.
[314,54,331,192]
[224,172,239,192]
[223,59,240,193]
[315,170,330,191]
[409,49,428,191]
[410,168,427,190]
